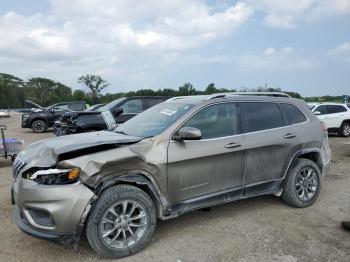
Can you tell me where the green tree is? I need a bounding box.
[178,83,196,96]
[0,73,25,108]
[72,89,87,101]
[205,83,217,94]
[78,75,109,103]
[26,77,71,106]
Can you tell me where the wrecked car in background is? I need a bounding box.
[21,100,86,133]
[12,92,331,258]
[52,96,168,136]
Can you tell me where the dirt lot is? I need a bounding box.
[0,114,349,262]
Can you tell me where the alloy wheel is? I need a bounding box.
[343,124,350,136]
[295,167,318,202]
[100,200,148,249]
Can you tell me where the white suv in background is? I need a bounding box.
[309,103,350,137]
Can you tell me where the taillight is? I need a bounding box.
[320,121,328,132]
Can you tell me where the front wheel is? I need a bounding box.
[282,158,321,208]
[339,122,350,137]
[86,185,157,259]
[31,120,47,133]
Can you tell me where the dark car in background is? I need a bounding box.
[85,103,105,112]
[21,100,86,133]
[53,96,168,136]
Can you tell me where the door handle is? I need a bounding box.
[283,133,296,139]
[225,142,242,148]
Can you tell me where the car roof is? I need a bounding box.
[165,93,295,105]
[308,102,347,106]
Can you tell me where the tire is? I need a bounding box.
[339,122,350,137]
[31,120,47,133]
[86,184,157,259]
[281,158,321,208]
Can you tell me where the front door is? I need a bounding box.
[167,102,245,204]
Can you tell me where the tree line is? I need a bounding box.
[0,72,345,109]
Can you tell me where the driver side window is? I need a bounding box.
[315,105,328,115]
[52,106,69,114]
[183,103,239,139]
[120,99,142,114]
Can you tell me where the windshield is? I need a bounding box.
[115,102,193,138]
[308,104,316,110]
[97,98,126,112]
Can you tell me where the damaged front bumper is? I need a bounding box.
[13,175,95,244]
[15,207,77,244]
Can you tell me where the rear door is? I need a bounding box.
[167,102,246,204]
[240,102,299,195]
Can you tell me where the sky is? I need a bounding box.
[0,0,349,96]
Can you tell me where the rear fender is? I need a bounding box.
[282,148,322,180]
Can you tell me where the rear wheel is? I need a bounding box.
[282,158,321,208]
[31,120,47,133]
[339,122,350,137]
[86,185,157,258]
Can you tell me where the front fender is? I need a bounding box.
[93,171,171,218]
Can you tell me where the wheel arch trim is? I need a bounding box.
[92,170,171,219]
[30,118,48,127]
[282,148,322,180]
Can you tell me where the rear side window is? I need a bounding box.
[184,103,239,139]
[241,102,284,132]
[327,105,347,114]
[280,104,307,125]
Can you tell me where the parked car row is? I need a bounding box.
[20,96,350,139]
[52,96,168,136]
[308,102,350,137]
[13,92,331,258]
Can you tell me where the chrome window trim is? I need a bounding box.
[169,101,309,142]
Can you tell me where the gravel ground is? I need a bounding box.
[0,114,349,262]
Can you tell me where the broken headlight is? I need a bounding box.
[30,168,80,185]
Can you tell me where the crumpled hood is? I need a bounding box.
[18,131,142,168]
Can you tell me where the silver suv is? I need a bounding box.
[12,93,331,258]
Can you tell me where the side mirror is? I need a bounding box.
[113,108,123,116]
[50,108,55,114]
[314,111,321,115]
[174,127,201,141]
